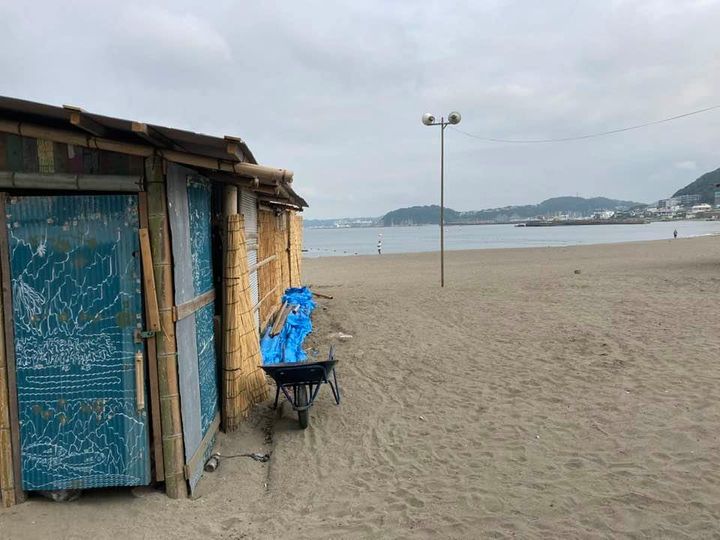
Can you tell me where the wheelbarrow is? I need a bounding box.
[261,346,340,429]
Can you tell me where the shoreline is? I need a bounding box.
[303,233,720,261]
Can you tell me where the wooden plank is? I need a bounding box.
[0,120,294,186]
[261,301,282,334]
[312,291,334,300]
[139,228,161,332]
[138,192,164,482]
[270,302,291,336]
[146,156,187,499]
[173,289,216,321]
[247,254,277,274]
[252,285,277,314]
[66,108,107,137]
[0,189,14,506]
[0,193,25,504]
[183,413,220,481]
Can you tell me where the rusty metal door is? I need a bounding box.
[5,194,150,491]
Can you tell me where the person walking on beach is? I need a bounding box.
[377,234,383,255]
[673,229,678,239]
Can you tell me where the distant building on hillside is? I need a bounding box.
[657,198,679,209]
[677,193,701,206]
[658,194,701,209]
[690,203,712,214]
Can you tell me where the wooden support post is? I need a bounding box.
[138,228,161,332]
[224,185,238,216]
[220,186,237,432]
[145,157,187,499]
[286,212,293,288]
[0,194,24,506]
[0,236,16,507]
[138,193,165,483]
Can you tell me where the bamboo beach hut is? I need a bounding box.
[0,96,306,506]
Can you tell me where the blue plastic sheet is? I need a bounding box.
[261,287,316,364]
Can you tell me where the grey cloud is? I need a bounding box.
[1,0,719,217]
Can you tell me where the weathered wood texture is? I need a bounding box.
[222,214,269,432]
[0,133,143,176]
[0,230,15,506]
[145,157,187,498]
[138,193,165,483]
[139,228,161,332]
[0,126,291,184]
[0,193,24,506]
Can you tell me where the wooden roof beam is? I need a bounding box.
[63,105,107,137]
[224,136,245,162]
[132,122,180,150]
[0,118,294,186]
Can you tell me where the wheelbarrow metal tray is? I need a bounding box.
[261,358,338,386]
[261,356,341,429]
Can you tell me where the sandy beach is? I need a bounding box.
[2,237,720,538]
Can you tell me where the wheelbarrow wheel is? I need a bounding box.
[295,385,309,429]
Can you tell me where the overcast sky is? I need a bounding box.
[1,1,719,218]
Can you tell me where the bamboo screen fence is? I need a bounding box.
[289,214,303,288]
[223,214,270,432]
[277,213,291,294]
[258,210,282,328]
[259,210,305,329]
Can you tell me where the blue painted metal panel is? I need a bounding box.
[186,177,219,437]
[187,177,214,296]
[195,302,218,435]
[166,164,220,494]
[5,194,150,491]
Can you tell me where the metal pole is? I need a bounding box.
[440,118,445,287]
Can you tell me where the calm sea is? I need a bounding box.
[303,220,720,257]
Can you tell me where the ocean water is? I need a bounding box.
[303,220,720,257]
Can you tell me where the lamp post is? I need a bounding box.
[422,111,462,287]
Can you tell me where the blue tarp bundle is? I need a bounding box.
[261,287,316,365]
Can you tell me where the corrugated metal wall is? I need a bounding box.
[240,189,259,328]
[166,164,220,494]
[5,194,150,491]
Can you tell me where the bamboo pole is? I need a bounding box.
[0,261,15,507]
[0,120,293,184]
[258,210,282,325]
[145,156,188,499]
[0,193,23,506]
[286,212,293,287]
[289,213,303,287]
[220,186,236,432]
[276,213,290,293]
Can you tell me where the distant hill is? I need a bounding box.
[381,206,460,226]
[380,197,644,226]
[672,167,720,204]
